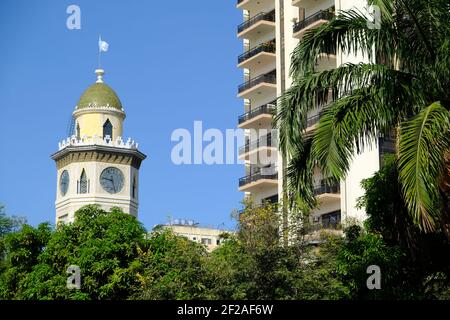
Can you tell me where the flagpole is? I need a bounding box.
[98,35,101,69]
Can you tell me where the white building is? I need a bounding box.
[154,220,231,251]
[236,0,392,228]
[51,69,146,224]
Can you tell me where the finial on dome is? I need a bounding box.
[95,69,105,83]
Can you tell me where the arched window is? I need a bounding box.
[103,119,112,139]
[132,175,137,198]
[76,123,80,140]
[78,169,89,194]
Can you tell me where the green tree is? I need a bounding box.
[0,204,26,238]
[132,228,208,300]
[276,0,450,233]
[0,223,52,299]
[204,201,348,300]
[356,155,450,299]
[2,205,147,300]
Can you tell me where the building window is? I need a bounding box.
[76,123,80,140]
[263,194,278,204]
[132,175,136,198]
[103,119,112,139]
[216,239,220,245]
[201,238,212,245]
[77,169,89,194]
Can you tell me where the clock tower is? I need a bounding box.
[51,69,146,224]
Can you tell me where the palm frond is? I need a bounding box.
[398,102,450,232]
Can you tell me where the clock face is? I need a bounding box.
[100,167,124,194]
[60,170,69,196]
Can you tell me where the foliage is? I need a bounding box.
[0,204,27,261]
[275,0,450,233]
[204,202,348,300]
[356,155,450,299]
[336,227,413,299]
[0,197,449,300]
[0,223,52,299]
[0,205,146,300]
[132,228,208,300]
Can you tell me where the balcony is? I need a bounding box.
[313,181,340,202]
[293,9,334,39]
[379,136,396,155]
[291,0,304,6]
[238,40,276,69]
[306,112,321,131]
[238,197,278,215]
[239,132,277,160]
[309,210,341,231]
[238,70,277,99]
[237,10,276,40]
[379,132,396,165]
[238,101,276,129]
[239,167,278,192]
[237,0,275,11]
[305,210,342,243]
[316,46,337,71]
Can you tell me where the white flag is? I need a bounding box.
[98,36,109,52]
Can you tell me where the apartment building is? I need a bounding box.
[236,0,394,229]
[154,219,231,251]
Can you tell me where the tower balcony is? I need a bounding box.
[293,9,334,39]
[238,40,276,70]
[238,132,277,160]
[57,134,139,152]
[237,10,276,40]
[239,167,278,192]
[313,181,340,202]
[238,101,276,129]
[238,70,277,100]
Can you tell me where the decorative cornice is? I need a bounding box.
[51,135,146,170]
[73,105,126,118]
[57,135,138,151]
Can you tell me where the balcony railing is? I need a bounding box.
[239,169,278,187]
[239,132,276,156]
[306,113,321,128]
[238,70,276,94]
[239,101,276,125]
[238,199,278,215]
[307,211,341,232]
[238,40,276,64]
[313,181,340,196]
[238,10,276,34]
[293,9,334,34]
[379,132,396,155]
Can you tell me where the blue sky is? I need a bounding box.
[0,0,244,230]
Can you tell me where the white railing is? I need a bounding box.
[58,135,139,151]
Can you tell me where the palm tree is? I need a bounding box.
[276,0,450,234]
